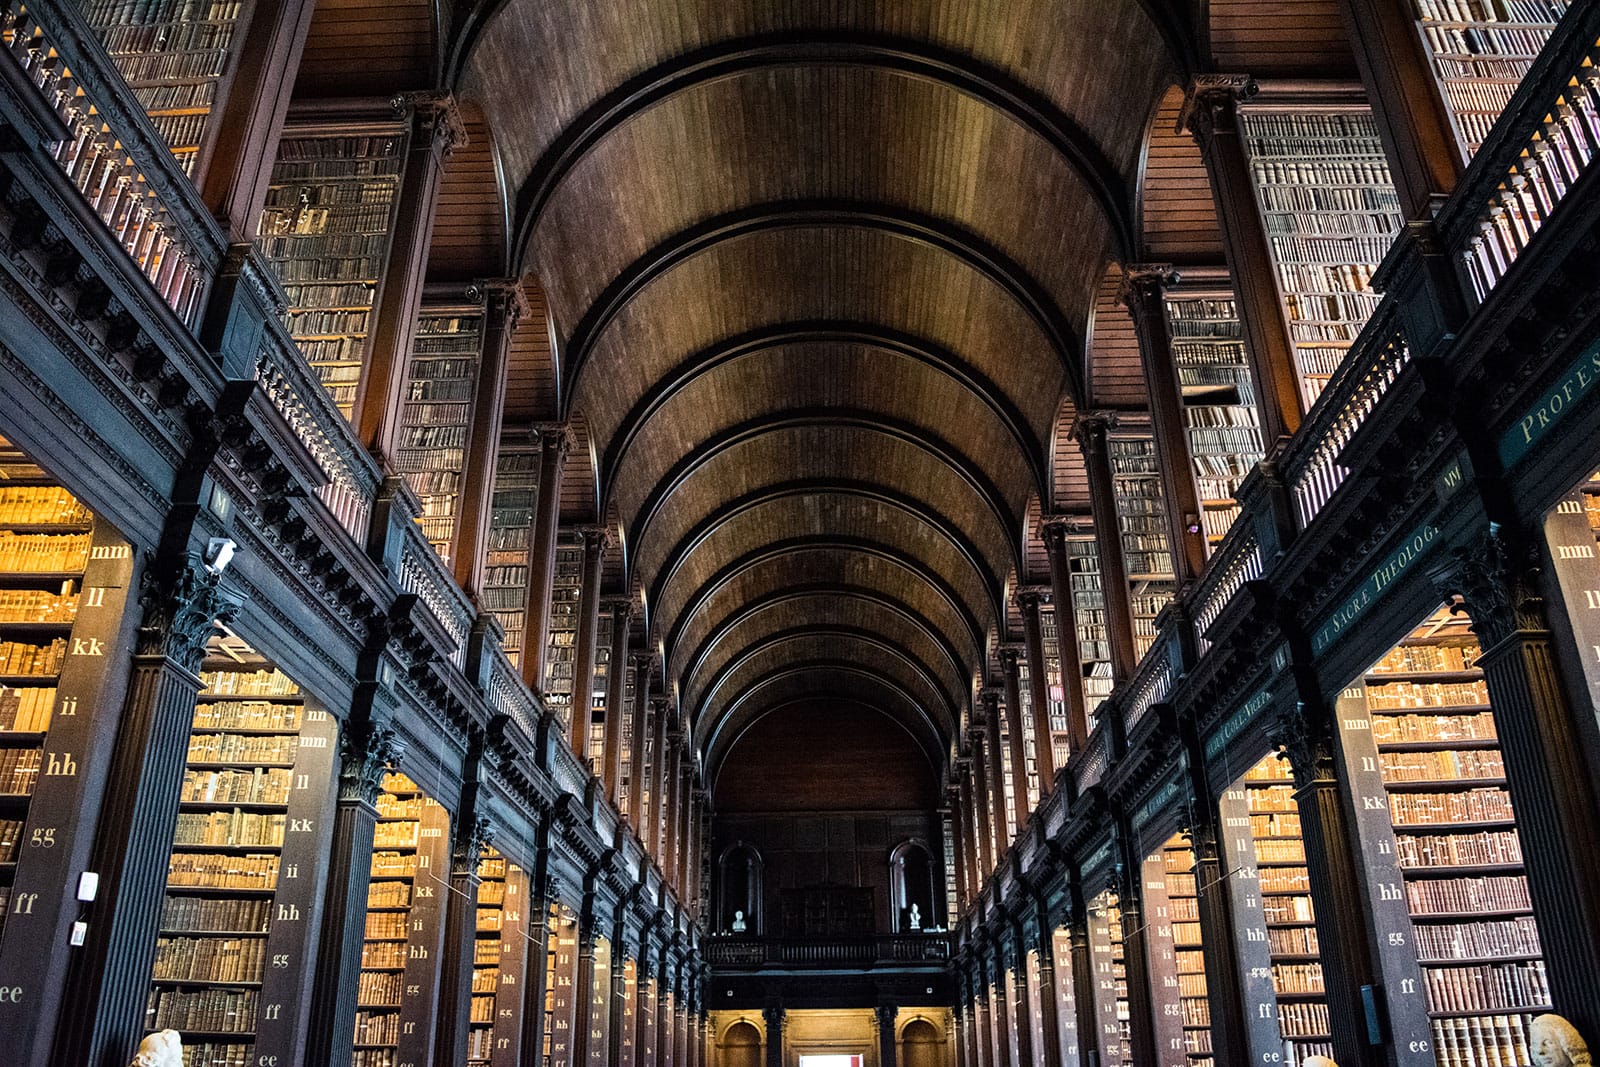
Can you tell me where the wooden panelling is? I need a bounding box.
[294,0,435,97]
[1141,85,1223,262]
[1208,0,1356,76]
[558,410,598,522]
[426,103,507,282]
[1088,266,1145,409]
[714,703,939,813]
[502,280,554,424]
[1051,397,1092,513]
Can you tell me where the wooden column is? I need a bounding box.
[981,690,1009,859]
[1016,592,1058,794]
[434,810,491,1065]
[1179,728,1255,1067]
[354,92,466,458]
[970,732,994,882]
[876,1004,899,1067]
[984,944,1013,1067]
[1004,930,1034,1067]
[948,783,970,910]
[1040,520,1090,754]
[1335,0,1462,218]
[1121,265,1208,584]
[611,930,633,1067]
[1030,897,1063,1067]
[196,0,318,239]
[664,736,686,886]
[452,279,526,595]
[1436,530,1600,1035]
[1270,699,1387,1067]
[971,968,995,1067]
[569,527,608,764]
[1065,886,1099,1067]
[676,765,695,894]
[960,761,985,895]
[650,698,671,857]
[523,424,570,689]
[1076,415,1138,680]
[1112,825,1159,1067]
[1183,75,1302,446]
[602,597,635,803]
[52,556,233,1067]
[762,1004,785,1067]
[999,648,1032,831]
[628,654,655,825]
[573,909,599,1067]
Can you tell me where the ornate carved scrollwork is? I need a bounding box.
[1430,523,1547,650]
[135,553,238,672]
[1180,74,1259,141]
[392,90,468,160]
[339,717,405,805]
[455,813,495,872]
[1267,699,1337,790]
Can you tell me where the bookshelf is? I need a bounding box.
[542,537,583,730]
[1066,533,1113,724]
[1409,0,1568,162]
[1108,434,1177,661]
[470,847,532,1067]
[483,444,539,667]
[0,436,135,972]
[85,0,247,176]
[617,656,637,817]
[1164,291,1264,547]
[619,955,639,1067]
[353,771,451,1067]
[1221,756,1333,1067]
[1238,106,1403,409]
[258,126,407,417]
[1086,887,1131,1066]
[1039,606,1070,769]
[542,901,580,1067]
[1350,607,1550,1064]
[1015,657,1040,808]
[148,633,339,1067]
[587,935,612,1067]
[586,610,613,777]
[395,300,485,563]
[1142,836,1212,1067]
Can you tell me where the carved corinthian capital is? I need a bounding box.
[339,717,406,804]
[1429,524,1546,650]
[136,553,238,672]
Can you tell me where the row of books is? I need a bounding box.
[0,532,89,572]
[354,1011,400,1044]
[1430,1013,1541,1067]
[152,935,267,983]
[1264,895,1315,924]
[0,638,67,676]
[199,670,298,696]
[186,733,298,765]
[374,821,420,848]
[191,700,301,732]
[166,852,279,890]
[1373,713,1497,744]
[1277,1002,1331,1037]
[1272,963,1325,995]
[358,972,403,1005]
[0,486,91,524]
[1381,749,1505,781]
[1423,960,1549,1012]
[1414,0,1566,20]
[145,986,257,1033]
[0,817,21,861]
[1268,926,1319,955]
[0,684,54,731]
[1389,787,1515,825]
[1395,830,1522,867]
[159,895,270,934]
[1413,916,1541,961]
[172,810,286,848]
[0,747,41,794]
[366,879,411,907]
[0,588,77,624]
[1367,680,1490,709]
[361,941,406,969]
[180,768,292,806]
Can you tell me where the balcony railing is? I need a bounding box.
[704,934,952,968]
[1440,4,1600,301]
[3,0,220,325]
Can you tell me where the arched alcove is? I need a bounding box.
[718,841,765,934]
[721,1019,763,1067]
[901,1018,943,1067]
[890,839,938,931]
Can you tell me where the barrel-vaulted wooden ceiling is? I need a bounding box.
[432,0,1344,788]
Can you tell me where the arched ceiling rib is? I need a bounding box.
[460,0,1180,768]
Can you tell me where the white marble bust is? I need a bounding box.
[1303,1057,1337,1067]
[130,1030,183,1067]
[731,909,746,932]
[1533,1014,1593,1067]
[909,903,922,930]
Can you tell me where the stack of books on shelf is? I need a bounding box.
[483,446,539,665]
[396,307,485,562]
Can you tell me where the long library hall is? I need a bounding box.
[2,2,1600,1067]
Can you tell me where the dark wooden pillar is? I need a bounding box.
[354,93,466,457]
[1030,896,1064,1067]
[1122,264,1208,584]
[1004,926,1034,1067]
[612,929,634,1067]
[1269,699,1386,1067]
[959,763,982,898]
[1113,825,1159,1067]
[1335,0,1462,218]
[1040,519,1091,754]
[435,807,491,1066]
[762,1004,785,1067]
[602,597,635,803]
[51,555,234,1067]
[971,963,995,1067]
[627,654,655,825]
[453,279,526,595]
[1017,591,1059,793]
[569,527,608,763]
[948,782,970,910]
[970,733,994,882]
[982,690,1009,858]
[876,1003,899,1067]
[523,424,570,689]
[306,715,405,1067]
[1179,726,1255,1067]
[573,905,600,1067]
[675,765,695,894]
[197,0,317,239]
[985,942,1014,1067]
[1183,76,1302,446]
[1076,414,1138,680]
[1434,529,1600,1035]
[650,698,671,857]
[1065,879,1099,1067]
[999,648,1032,830]
[663,733,685,884]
